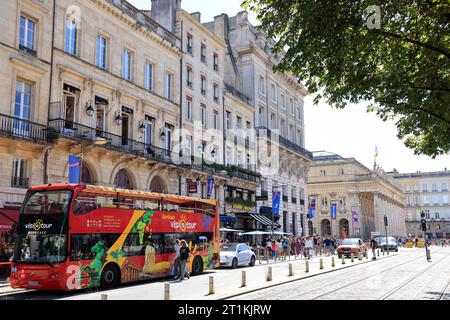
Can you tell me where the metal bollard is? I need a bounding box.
[288,263,294,276]
[320,258,324,270]
[164,283,170,300]
[332,256,335,267]
[377,249,380,257]
[101,294,108,300]
[365,251,368,259]
[382,248,385,256]
[209,276,215,295]
[267,267,273,281]
[241,271,247,287]
[342,256,346,265]
[351,253,354,262]
[358,252,362,261]
[305,261,309,273]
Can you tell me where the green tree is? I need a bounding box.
[242,0,450,157]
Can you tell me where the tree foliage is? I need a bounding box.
[242,0,450,158]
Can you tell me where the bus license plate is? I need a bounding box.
[28,281,39,286]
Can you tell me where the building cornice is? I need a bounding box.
[236,45,308,96]
[92,0,183,57]
[177,10,227,49]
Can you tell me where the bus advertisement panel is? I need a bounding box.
[10,184,220,291]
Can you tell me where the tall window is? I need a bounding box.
[271,83,276,101]
[19,16,36,54]
[213,83,219,102]
[213,53,219,71]
[201,105,206,128]
[200,43,206,63]
[280,92,285,108]
[96,35,107,69]
[236,116,242,129]
[258,76,265,94]
[423,183,428,192]
[145,62,153,91]
[14,80,33,134]
[200,75,206,96]
[442,183,448,191]
[122,49,132,81]
[213,111,218,130]
[65,18,78,55]
[226,111,231,130]
[187,33,193,54]
[185,96,192,121]
[443,195,449,204]
[144,115,154,147]
[186,66,192,88]
[165,73,173,100]
[289,98,294,114]
[11,158,28,188]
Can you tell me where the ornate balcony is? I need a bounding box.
[0,112,50,144]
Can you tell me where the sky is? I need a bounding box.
[129,0,450,174]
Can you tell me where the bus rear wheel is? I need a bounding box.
[192,256,204,275]
[101,264,120,289]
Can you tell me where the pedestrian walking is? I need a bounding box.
[173,239,181,280]
[305,236,314,259]
[370,236,377,260]
[179,240,190,281]
[272,240,279,261]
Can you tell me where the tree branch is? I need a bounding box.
[371,29,450,59]
[377,99,450,125]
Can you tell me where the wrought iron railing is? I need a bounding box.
[224,83,252,106]
[256,126,313,159]
[0,113,49,143]
[11,176,29,189]
[48,118,175,164]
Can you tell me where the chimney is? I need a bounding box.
[150,0,181,32]
[213,14,228,41]
[190,12,201,22]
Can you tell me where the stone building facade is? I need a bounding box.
[204,12,312,235]
[390,170,450,239]
[307,152,406,239]
[0,0,54,209]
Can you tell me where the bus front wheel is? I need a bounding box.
[191,256,204,275]
[101,264,121,289]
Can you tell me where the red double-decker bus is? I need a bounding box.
[10,184,220,291]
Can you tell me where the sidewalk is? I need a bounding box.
[61,250,396,300]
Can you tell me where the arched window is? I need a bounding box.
[114,169,133,190]
[149,176,165,193]
[81,161,93,184]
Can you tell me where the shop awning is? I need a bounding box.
[250,213,280,228]
[0,209,19,232]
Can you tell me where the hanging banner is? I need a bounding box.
[309,198,316,218]
[68,155,81,184]
[207,178,214,199]
[352,210,359,225]
[272,191,280,218]
[331,202,337,220]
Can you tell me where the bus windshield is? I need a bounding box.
[22,190,72,215]
[13,190,72,264]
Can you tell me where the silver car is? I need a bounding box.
[220,243,256,268]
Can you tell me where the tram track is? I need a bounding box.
[438,280,450,300]
[378,252,450,300]
[230,248,445,300]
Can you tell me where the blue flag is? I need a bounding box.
[272,191,280,218]
[68,155,81,184]
[207,178,214,199]
[309,199,316,218]
[331,203,337,220]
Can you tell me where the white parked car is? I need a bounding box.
[220,243,256,268]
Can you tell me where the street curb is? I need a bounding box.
[217,254,398,300]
